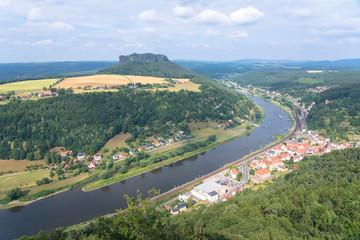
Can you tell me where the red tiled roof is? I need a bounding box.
[231,168,238,175]
[256,168,270,175]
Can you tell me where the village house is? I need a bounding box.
[251,168,272,183]
[94,153,102,164]
[0,95,4,100]
[113,153,126,160]
[38,90,58,97]
[64,164,71,171]
[77,152,85,160]
[129,150,136,155]
[88,161,96,169]
[60,150,72,157]
[230,168,238,179]
[152,141,161,147]
[138,146,143,152]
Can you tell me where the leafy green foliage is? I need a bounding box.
[231,69,360,94]
[307,82,360,140]
[0,78,254,160]
[170,147,360,239]
[98,60,194,78]
[24,147,360,239]
[6,187,23,200]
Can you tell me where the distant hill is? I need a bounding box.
[0,61,117,82]
[175,58,360,79]
[99,53,195,78]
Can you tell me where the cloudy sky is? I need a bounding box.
[0,0,360,62]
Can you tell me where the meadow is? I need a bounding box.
[54,74,200,92]
[0,78,59,95]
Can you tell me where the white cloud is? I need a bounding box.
[230,6,264,25]
[310,17,360,37]
[13,40,31,46]
[173,5,194,18]
[0,0,10,8]
[228,31,249,38]
[0,38,6,43]
[27,8,43,21]
[194,9,228,24]
[204,28,220,36]
[142,27,155,33]
[34,39,53,46]
[85,42,96,47]
[138,9,158,22]
[285,8,311,19]
[26,21,75,31]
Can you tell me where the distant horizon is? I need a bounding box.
[1,56,360,65]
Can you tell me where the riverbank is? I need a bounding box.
[0,172,100,209]
[82,125,258,191]
[65,106,298,233]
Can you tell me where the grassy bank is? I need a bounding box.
[0,171,100,208]
[83,126,257,191]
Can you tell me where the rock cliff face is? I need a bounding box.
[119,53,169,64]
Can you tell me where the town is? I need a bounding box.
[160,84,359,216]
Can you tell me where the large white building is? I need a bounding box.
[191,180,229,202]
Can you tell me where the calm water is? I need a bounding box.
[0,94,291,240]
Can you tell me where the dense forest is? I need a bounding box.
[230,69,360,93]
[307,82,360,140]
[0,77,254,160]
[99,59,194,78]
[20,146,360,239]
[0,61,116,82]
[176,58,360,79]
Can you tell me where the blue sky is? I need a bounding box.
[0,0,360,62]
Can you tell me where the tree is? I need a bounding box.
[249,169,255,175]
[6,187,23,200]
[49,170,55,178]
[186,197,194,208]
[237,172,243,181]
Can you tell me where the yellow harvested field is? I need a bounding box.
[54,74,191,90]
[55,75,129,89]
[0,79,59,95]
[168,82,201,92]
[0,159,45,172]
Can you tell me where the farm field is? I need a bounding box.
[54,74,199,92]
[0,159,44,172]
[0,78,59,95]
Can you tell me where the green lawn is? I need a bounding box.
[0,78,59,94]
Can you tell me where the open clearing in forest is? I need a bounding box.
[0,79,59,95]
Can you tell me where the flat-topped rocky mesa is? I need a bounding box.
[119,53,169,63]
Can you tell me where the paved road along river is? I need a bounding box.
[0,94,291,240]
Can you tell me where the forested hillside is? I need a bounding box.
[307,82,360,140]
[21,146,360,239]
[99,53,194,78]
[230,69,360,93]
[0,78,254,160]
[0,61,116,82]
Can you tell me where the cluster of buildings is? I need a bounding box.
[249,131,355,183]
[59,150,102,170]
[305,85,331,93]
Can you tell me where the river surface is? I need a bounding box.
[0,94,291,240]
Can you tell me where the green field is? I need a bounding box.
[0,79,59,95]
[296,77,322,85]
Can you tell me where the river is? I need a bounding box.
[0,94,291,240]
